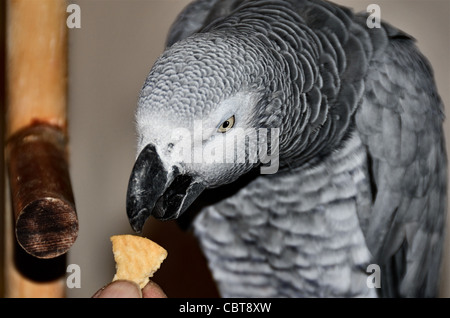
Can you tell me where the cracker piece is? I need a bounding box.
[111,235,167,289]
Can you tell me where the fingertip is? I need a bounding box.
[93,280,142,298]
[142,280,167,298]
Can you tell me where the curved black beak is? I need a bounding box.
[126,144,205,233]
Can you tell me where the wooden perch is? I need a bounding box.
[6,0,68,137]
[6,125,78,259]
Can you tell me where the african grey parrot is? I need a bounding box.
[126,0,447,297]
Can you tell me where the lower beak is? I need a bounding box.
[126,144,205,233]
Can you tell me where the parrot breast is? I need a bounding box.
[193,132,377,297]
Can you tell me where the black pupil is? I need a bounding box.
[223,121,230,128]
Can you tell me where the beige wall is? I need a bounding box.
[66,0,450,297]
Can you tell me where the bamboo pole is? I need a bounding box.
[6,0,68,136]
[4,0,77,297]
[0,0,6,299]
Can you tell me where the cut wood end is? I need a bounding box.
[15,198,78,259]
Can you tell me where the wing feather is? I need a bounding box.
[355,31,447,297]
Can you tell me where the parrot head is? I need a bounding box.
[126,32,283,232]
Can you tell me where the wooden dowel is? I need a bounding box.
[0,0,6,299]
[6,125,78,259]
[6,0,68,138]
[4,0,77,297]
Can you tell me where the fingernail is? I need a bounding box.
[93,280,142,298]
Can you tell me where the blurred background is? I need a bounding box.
[13,0,448,297]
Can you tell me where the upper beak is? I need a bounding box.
[126,144,205,233]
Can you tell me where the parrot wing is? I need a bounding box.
[355,22,447,297]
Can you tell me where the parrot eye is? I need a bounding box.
[217,115,235,133]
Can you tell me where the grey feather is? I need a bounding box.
[166,0,244,47]
[135,0,447,297]
[354,31,447,297]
